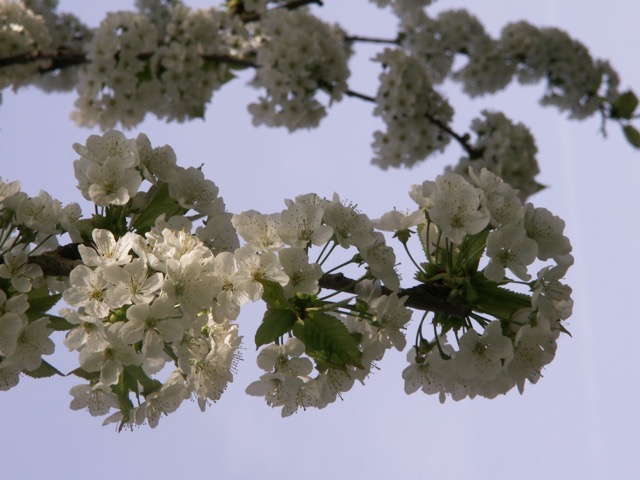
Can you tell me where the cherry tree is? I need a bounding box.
[0,0,638,435]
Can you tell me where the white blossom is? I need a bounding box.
[232,210,284,252]
[279,248,322,297]
[78,323,143,386]
[278,199,333,248]
[2,317,54,371]
[426,173,490,244]
[69,383,119,417]
[0,249,43,293]
[485,224,538,282]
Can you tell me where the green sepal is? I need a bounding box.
[393,228,412,244]
[435,314,466,335]
[459,229,489,273]
[130,182,184,234]
[255,309,297,349]
[295,311,363,373]
[622,124,640,148]
[78,209,129,242]
[558,323,572,337]
[611,90,639,119]
[22,360,64,379]
[470,272,532,320]
[163,343,179,363]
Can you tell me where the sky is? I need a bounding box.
[1,1,639,479]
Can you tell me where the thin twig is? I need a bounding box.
[344,35,400,45]
[424,112,478,158]
[343,88,479,158]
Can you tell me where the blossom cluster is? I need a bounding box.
[449,111,542,201]
[0,176,80,391]
[68,137,410,422]
[3,128,409,424]
[246,286,412,418]
[372,48,453,169]
[1,127,577,425]
[72,129,237,248]
[63,129,251,427]
[394,168,573,401]
[248,8,351,131]
[230,196,407,416]
[72,4,250,129]
[1,1,632,172]
[399,8,620,118]
[0,0,52,90]
[61,226,243,428]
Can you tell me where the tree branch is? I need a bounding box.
[25,244,471,318]
[27,243,82,277]
[0,50,87,74]
[1,51,479,159]
[0,50,258,73]
[344,35,400,45]
[342,88,480,158]
[319,272,472,318]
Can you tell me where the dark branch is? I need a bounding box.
[26,244,471,318]
[280,0,324,10]
[344,35,400,45]
[343,88,376,103]
[0,49,258,73]
[0,50,87,74]
[423,112,478,158]
[1,51,478,159]
[28,243,82,277]
[319,272,472,319]
[201,54,257,69]
[343,88,480,158]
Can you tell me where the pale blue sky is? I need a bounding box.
[1,1,639,479]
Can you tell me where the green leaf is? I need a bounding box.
[76,219,96,244]
[255,309,297,348]
[130,182,184,234]
[26,291,62,321]
[23,360,64,379]
[623,124,640,148]
[260,280,289,310]
[471,273,532,320]
[68,367,100,381]
[297,311,363,372]
[611,90,639,119]
[26,284,53,300]
[46,314,75,331]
